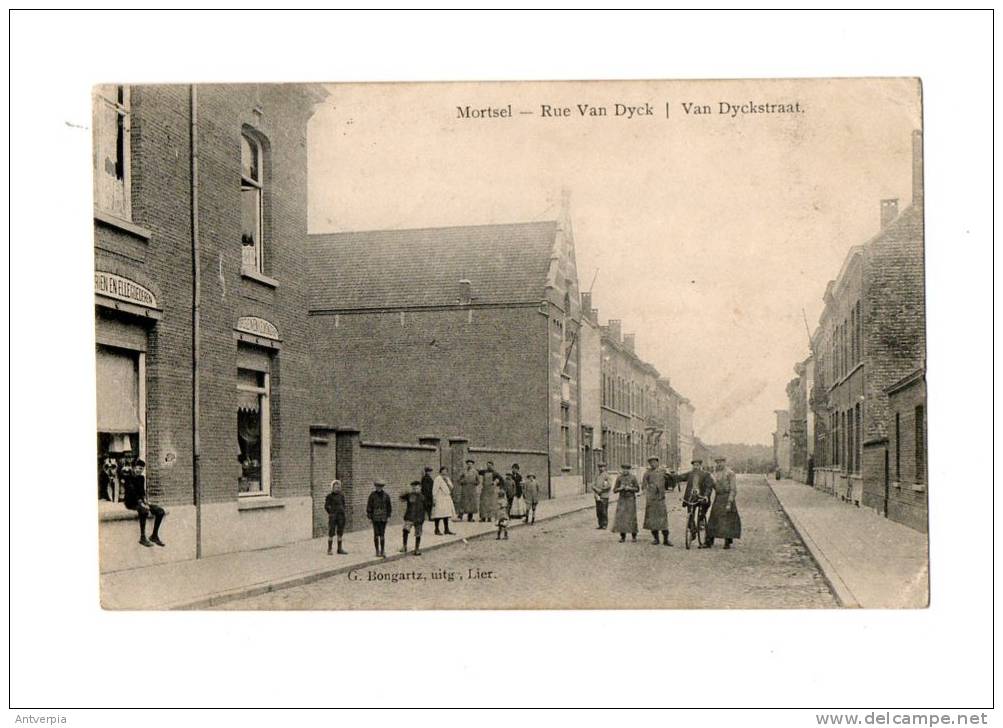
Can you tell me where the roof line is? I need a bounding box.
[309,300,545,316]
[308,219,559,239]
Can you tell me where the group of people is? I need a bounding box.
[591,455,742,549]
[324,459,543,558]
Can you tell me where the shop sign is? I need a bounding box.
[95,271,158,309]
[236,316,280,341]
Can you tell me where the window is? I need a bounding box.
[96,345,144,503]
[895,412,902,481]
[241,131,265,274]
[914,405,925,483]
[854,403,862,474]
[93,85,131,219]
[561,404,571,469]
[237,368,270,495]
[846,409,854,473]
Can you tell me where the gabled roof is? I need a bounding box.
[308,221,559,311]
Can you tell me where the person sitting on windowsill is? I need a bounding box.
[124,459,167,548]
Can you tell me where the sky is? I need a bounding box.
[305,78,921,446]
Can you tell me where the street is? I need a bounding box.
[220,475,836,609]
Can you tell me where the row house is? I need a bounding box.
[95,84,327,572]
[807,130,926,531]
[773,409,791,477]
[786,354,814,483]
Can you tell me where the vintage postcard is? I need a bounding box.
[94,78,927,610]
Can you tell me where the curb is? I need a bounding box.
[169,501,594,610]
[766,481,860,608]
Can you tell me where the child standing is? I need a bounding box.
[366,479,392,557]
[523,473,540,524]
[399,480,426,555]
[325,479,348,555]
[495,482,510,540]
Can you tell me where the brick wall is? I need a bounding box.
[96,84,320,545]
[309,306,551,452]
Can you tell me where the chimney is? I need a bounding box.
[608,319,622,343]
[580,292,592,315]
[880,198,899,229]
[591,308,599,321]
[458,279,472,305]
[912,129,923,207]
[623,333,636,353]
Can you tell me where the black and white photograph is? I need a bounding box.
[92,78,927,611]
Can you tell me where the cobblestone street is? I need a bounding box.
[221,476,836,610]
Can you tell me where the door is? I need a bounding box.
[883,448,890,518]
[310,433,337,537]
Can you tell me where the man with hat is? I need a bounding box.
[591,462,612,529]
[458,458,481,522]
[671,458,715,548]
[706,456,741,549]
[642,455,672,546]
[366,479,393,557]
[123,459,167,548]
[611,463,640,542]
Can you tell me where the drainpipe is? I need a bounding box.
[190,85,203,558]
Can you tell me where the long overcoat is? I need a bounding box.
[706,468,742,540]
[611,473,640,534]
[479,469,498,519]
[458,467,481,514]
[642,467,670,530]
[430,475,457,520]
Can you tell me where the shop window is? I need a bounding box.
[240,130,266,275]
[237,368,270,496]
[96,345,144,502]
[93,85,131,220]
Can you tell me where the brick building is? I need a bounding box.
[787,355,813,483]
[578,292,603,484]
[808,130,926,529]
[598,321,681,474]
[307,210,586,502]
[881,368,928,531]
[773,409,791,477]
[95,84,327,572]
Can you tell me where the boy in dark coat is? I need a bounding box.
[399,480,426,555]
[124,459,166,548]
[420,466,435,520]
[366,479,393,557]
[325,479,348,555]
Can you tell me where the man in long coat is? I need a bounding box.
[478,462,498,521]
[706,457,741,549]
[420,466,435,521]
[672,459,715,548]
[642,456,672,546]
[611,463,640,542]
[457,459,480,522]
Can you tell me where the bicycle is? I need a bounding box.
[682,496,709,550]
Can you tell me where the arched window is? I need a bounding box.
[241,130,266,274]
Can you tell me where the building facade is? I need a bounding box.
[787,355,813,483]
[95,83,327,572]
[773,409,791,477]
[578,292,603,484]
[307,215,585,501]
[678,398,695,467]
[808,130,926,529]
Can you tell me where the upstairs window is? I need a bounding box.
[241,131,265,274]
[93,85,131,219]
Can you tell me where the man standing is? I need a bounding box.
[458,459,480,522]
[420,466,435,521]
[124,459,166,548]
[706,457,741,549]
[673,459,715,548]
[611,463,640,543]
[642,455,672,546]
[591,462,612,529]
[325,479,348,555]
[509,463,523,512]
[478,461,498,522]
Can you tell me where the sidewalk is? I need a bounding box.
[101,493,595,610]
[769,479,929,608]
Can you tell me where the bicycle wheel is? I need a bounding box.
[685,510,694,550]
[696,512,707,548]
